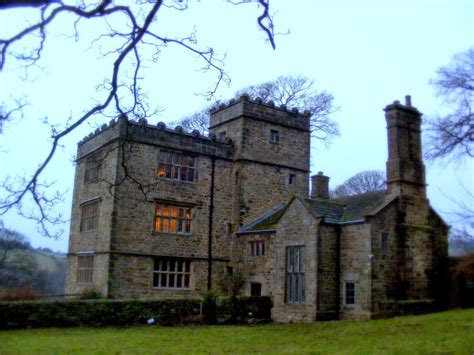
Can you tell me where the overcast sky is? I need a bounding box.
[0,0,473,252]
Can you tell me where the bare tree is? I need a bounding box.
[331,170,385,198]
[426,47,474,161]
[0,0,276,237]
[174,75,339,141]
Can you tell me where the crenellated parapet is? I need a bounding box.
[77,115,234,160]
[209,94,311,131]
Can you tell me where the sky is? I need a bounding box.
[0,0,473,252]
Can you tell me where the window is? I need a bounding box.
[251,282,262,296]
[345,282,355,306]
[154,203,192,234]
[249,241,265,256]
[381,232,389,256]
[84,155,100,183]
[217,131,226,140]
[157,149,196,182]
[77,255,94,284]
[153,258,191,289]
[286,246,305,304]
[270,130,279,144]
[80,200,99,232]
[288,174,296,186]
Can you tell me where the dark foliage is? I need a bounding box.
[0,296,272,329]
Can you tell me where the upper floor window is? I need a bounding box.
[249,240,265,256]
[153,258,191,289]
[288,174,296,186]
[154,203,192,234]
[157,149,196,182]
[270,130,279,144]
[80,200,99,232]
[345,281,356,306]
[286,245,305,304]
[77,255,94,284]
[84,155,101,183]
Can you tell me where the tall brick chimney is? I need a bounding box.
[384,96,426,197]
[311,171,330,199]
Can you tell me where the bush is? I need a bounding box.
[0,296,272,329]
[79,288,104,300]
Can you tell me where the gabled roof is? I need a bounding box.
[237,191,396,234]
[333,191,390,223]
[237,203,288,233]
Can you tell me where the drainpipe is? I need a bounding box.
[335,225,341,320]
[207,156,216,291]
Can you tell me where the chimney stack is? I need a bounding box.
[384,96,426,197]
[311,171,330,199]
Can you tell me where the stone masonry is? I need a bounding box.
[66,94,448,322]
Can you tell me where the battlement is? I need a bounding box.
[209,94,311,131]
[77,116,234,160]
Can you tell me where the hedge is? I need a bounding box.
[0,296,272,329]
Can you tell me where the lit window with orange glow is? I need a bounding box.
[154,203,192,234]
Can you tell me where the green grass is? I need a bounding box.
[1,309,473,354]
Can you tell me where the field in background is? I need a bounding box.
[1,308,472,353]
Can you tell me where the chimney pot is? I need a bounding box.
[405,95,412,107]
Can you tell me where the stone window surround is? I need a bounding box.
[84,154,101,183]
[80,198,100,233]
[152,258,192,289]
[287,173,296,186]
[285,245,305,304]
[154,202,193,235]
[77,252,94,285]
[344,281,356,307]
[270,129,280,144]
[249,240,265,256]
[157,148,197,183]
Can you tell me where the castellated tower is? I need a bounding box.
[210,95,311,227]
[66,96,310,299]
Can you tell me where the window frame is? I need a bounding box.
[288,173,296,186]
[157,149,196,183]
[285,245,305,304]
[77,255,94,284]
[80,199,99,233]
[84,155,101,183]
[249,240,265,257]
[152,258,192,289]
[270,130,280,144]
[154,203,192,235]
[345,281,356,306]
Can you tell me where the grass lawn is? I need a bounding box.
[1,309,473,354]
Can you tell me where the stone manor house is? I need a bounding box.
[66,95,448,321]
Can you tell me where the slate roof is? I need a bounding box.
[237,203,288,233]
[334,191,389,223]
[237,191,392,233]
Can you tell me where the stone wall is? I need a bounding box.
[339,223,372,320]
[272,199,318,323]
[231,232,275,297]
[316,224,338,320]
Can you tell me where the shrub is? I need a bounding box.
[79,288,104,300]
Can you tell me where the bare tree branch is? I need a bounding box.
[426,47,474,161]
[0,0,276,237]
